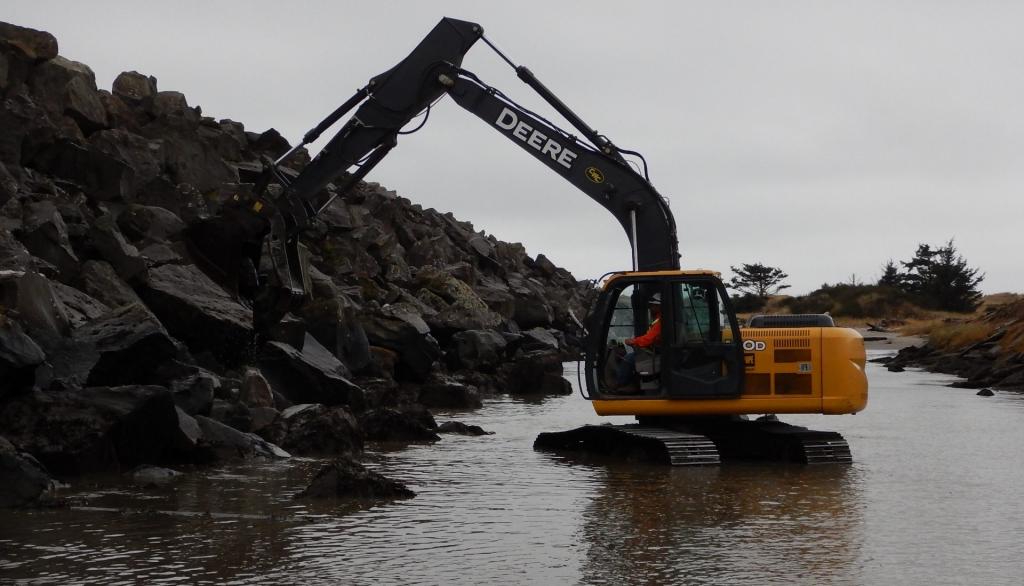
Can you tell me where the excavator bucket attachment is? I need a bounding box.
[185,197,269,299]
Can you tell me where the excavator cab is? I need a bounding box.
[586,271,745,400]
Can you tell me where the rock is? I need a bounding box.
[499,354,573,396]
[19,200,79,280]
[260,403,363,456]
[168,366,219,415]
[116,204,185,244]
[172,406,202,454]
[359,407,440,442]
[87,129,164,191]
[360,303,441,381]
[418,375,482,409]
[209,399,252,432]
[193,415,289,461]
[0,385,180,475]
[127,465,182,488]
[367,345,398,378]
[152,91,191,118]
[0,22,58,61]
[138,263,253,365]
[887,365,906,373]
[47,302,180,388]
[0,436,55,507]
[437,421,493,436]
[258,336,365,409]
[89,213,147,281]
[248,406,279,433]
[295,457,414,500]
[30,56,107,133]
[0,230,34,272]
[976,388,995,397]
[112,71,157,105]
[450,329,508,371]
[50,281,109,328]
[27,139,135,202]
[0,317,45,397]
[0,270,71,348]
[239,368,274,408]
[75,260,142,308]
[521,327,560,353]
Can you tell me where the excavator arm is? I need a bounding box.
[186,17,679,335]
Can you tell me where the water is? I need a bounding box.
[3,352,1024,585]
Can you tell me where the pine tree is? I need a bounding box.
[899,239,984,312]
[729,263,791,298]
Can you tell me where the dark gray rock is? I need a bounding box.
[167,366,219,415]
[193,415,289,461]
[138,263,253,365]
[295,456,414,500]
[0,22,58,61]
[127,465,182,488]
[27,139,135,202]
[0,436,55,507]
[29,56,107,133]
[239,368,274,408]
[46,302,180,388]
[0,318,45,397]
[437,421,493,436]
[0,270,71,348]
[257,336,365,409]
[19,200,79,280]
[451,329,507,371]
[976,388,995,397]
[499,353,573,396]
[112,71,157,105]
[88,128,164,191]
[359,407,439,442]
[0,230,34,272]
[116,204,185,245]
[90,213,147,281]
[360,303,440,381]
[418,375,482,409]
[75,260,142,308]
[0,385,180,475]
[260,403,363,456]
[51,281,109,328]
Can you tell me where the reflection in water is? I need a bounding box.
[577,463,863,585]
[3,358,1024,584]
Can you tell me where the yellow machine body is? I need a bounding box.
[591,326,867,416]
[587,270,868,418]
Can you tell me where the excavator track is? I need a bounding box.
[534,424,720,466]
[535,419,852,465]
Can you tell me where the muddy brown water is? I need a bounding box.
[3,352,1024,585]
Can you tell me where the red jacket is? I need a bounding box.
[628,318,661,348]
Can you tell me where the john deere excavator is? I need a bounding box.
[187,17,868,465]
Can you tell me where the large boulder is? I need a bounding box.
[257,335,365,409]
[451,329,507,371]
[138,263,253,365]
[0,22,58,61]
[75,260,142,308]
[46,302,180,388]
[359,407,440,442]
[192,415,289,461]
[0,270,71,349]
[29,56,107,133]
[18,200,79,280]
[0,436,55,507]
[0,317,45,397]
[260,403,363,456]
[295,456,414,500]
[418,375,482,409]
[360,303,441,381]
[0,386,180,475]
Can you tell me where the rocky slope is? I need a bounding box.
[0,22,592,506]
[876,299,1024,392]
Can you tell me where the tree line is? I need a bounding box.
[729,239,984,313]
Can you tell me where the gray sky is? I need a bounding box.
[8,1,1022,294]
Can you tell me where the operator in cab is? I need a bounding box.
[615,294,662,392]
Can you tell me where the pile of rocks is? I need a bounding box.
[0,22,592,506]
[876,300,1024,393]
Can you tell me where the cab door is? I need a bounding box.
[585,274,744,399]
[665,279,744,398]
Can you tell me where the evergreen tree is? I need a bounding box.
[899,239,984,312]
[877,259,903,288]
[729,263,791,298]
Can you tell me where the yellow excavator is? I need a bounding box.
[186,17,867,465]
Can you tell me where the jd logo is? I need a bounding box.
[742,340,767,352]
[585,166,605,183]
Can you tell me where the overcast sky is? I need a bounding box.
[8,1,1022,294]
